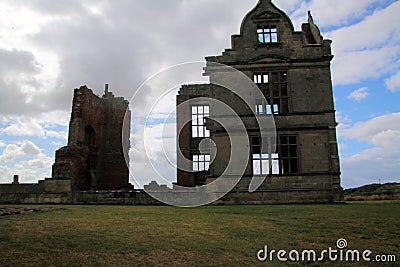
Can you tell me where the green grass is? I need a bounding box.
[0,202,399,266]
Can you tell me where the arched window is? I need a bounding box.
[84,125,95,147]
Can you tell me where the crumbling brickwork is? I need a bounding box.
[52,85,131,191]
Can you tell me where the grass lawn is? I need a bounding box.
[0,201,398,266]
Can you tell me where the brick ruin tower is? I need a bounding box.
[52,85,131,191]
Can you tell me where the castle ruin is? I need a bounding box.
[0,0,342,204]
[52,85,131,191]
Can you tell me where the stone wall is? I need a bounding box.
[52,85,130,191]
[175,0,342,203]
[0,188,341,205]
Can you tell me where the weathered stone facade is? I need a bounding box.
[177,0,342,202]
[52,85,131,191]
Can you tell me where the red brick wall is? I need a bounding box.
[53,86,130,191]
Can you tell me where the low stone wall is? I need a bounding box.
[0,183,45,193]
[216,189,342,205]
[0,176,342,205]
[72,191,162,205]
[0,188,341,205]
[0,191,160,205]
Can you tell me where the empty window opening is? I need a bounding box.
[84,125,95,147]
[192,105,210,138]
[280,135,298,174]
[257,25,278,43]
[252,153,279,175]
[254,71,289,115]
[254,73,269,84]
[251,136,279,175]
[255,101,279,115]
[193,154,211,172]
[251,135,298,175]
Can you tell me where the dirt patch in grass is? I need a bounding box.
[0,207,62,217]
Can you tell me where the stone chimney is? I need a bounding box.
[12,175,19,184]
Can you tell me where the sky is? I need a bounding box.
[0,0,399,189]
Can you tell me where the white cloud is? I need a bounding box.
[50,141,63,147]
[0,156,52,183]
[325,1,400,85]
[341,113,400,142]
[336,112,352,131]
[332,45,400,85]
[385,71,400,92]
[45,130,68,140]
[347,87,369,101]
[130,121,177,188]
[0,140,52,183]
[0,140,5,147]
[290,0,379,29]
[0,140,41,163]
[327,1,400,51]
[0,1,54,48]
[22,141,42,156]
[0,144,25,163]
[15,156,52,170]
[0,110,69,138]
[0,49,44,114]
[274,0,304,15]
[340,113,400,187]
[1,119,45,137]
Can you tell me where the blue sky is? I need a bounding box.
[0,0,399,189]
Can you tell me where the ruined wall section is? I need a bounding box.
[67,87,104,148]
[176,0,342,201]
[100,96,130,189]
[176,84,212,187]
[52,86,130,191]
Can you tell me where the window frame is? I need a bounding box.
[279,135,299,174]
[253,71,289,115]
[251,136,279,175]
[192,154,211,172]
[191,105,210,138]
[251,135,299,175]
[255,99,279,115]
[257,25,279,43]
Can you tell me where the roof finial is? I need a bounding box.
[308,10,314,24]
[105,83,109,95]
[103,83,115,98]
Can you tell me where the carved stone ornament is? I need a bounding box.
[252,10,281,22]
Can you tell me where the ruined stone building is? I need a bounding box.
[177,0,342,202]
[0,85,135,204]
[0,0,342,204]
[52,85,131,191]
